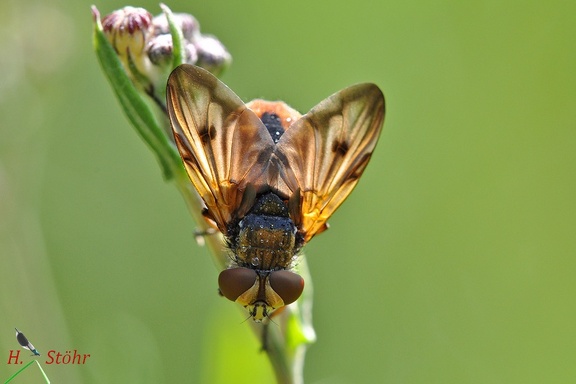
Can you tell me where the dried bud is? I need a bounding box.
[147,34,173,66]
[152,13,200,41]
[194,35,232,75]
[147,38,200,70]
[184,44,199,65]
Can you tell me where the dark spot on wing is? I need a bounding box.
[199,125,216,143]
[332,139,349,156]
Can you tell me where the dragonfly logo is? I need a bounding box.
[14,328,40,356]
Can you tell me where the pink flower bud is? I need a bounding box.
[102,7,153,57]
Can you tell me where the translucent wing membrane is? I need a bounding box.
[167,64,275,233]
[167,64,385,242]
[274,84,385,241]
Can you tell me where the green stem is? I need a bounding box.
[3,358,51,384]
[172,170,228,267]
[173,167,315,384]
[35,361,51,384]
[4,359,34,383]
[92,5,315,383]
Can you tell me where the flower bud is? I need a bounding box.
[102,7,153,58]
[152,13,200,42]
[95,4,232,111]
[147,34,173,66]
[101,6,158,95]
[194,35,232,75]
[184,44,199,65]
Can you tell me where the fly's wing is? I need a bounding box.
[275,83,385,242]
[167,64,275,234]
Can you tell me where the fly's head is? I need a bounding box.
[218,267,304,321]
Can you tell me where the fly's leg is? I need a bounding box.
[194,227,218,246]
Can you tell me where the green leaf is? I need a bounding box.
[92,7,183,181]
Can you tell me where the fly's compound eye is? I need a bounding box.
[218,268,257,302]
[269,270,304,305]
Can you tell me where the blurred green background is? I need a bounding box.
[1,0,575,383]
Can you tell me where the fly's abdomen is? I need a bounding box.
[236,213,297,270]
[232,192,299,270]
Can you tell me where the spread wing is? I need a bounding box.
[275,83,385,242]
[166,64,275,234]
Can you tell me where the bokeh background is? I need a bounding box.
[1,0,575,383]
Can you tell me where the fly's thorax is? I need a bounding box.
[232,193,299,270]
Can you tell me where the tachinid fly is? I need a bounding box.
[166,64,385,321]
